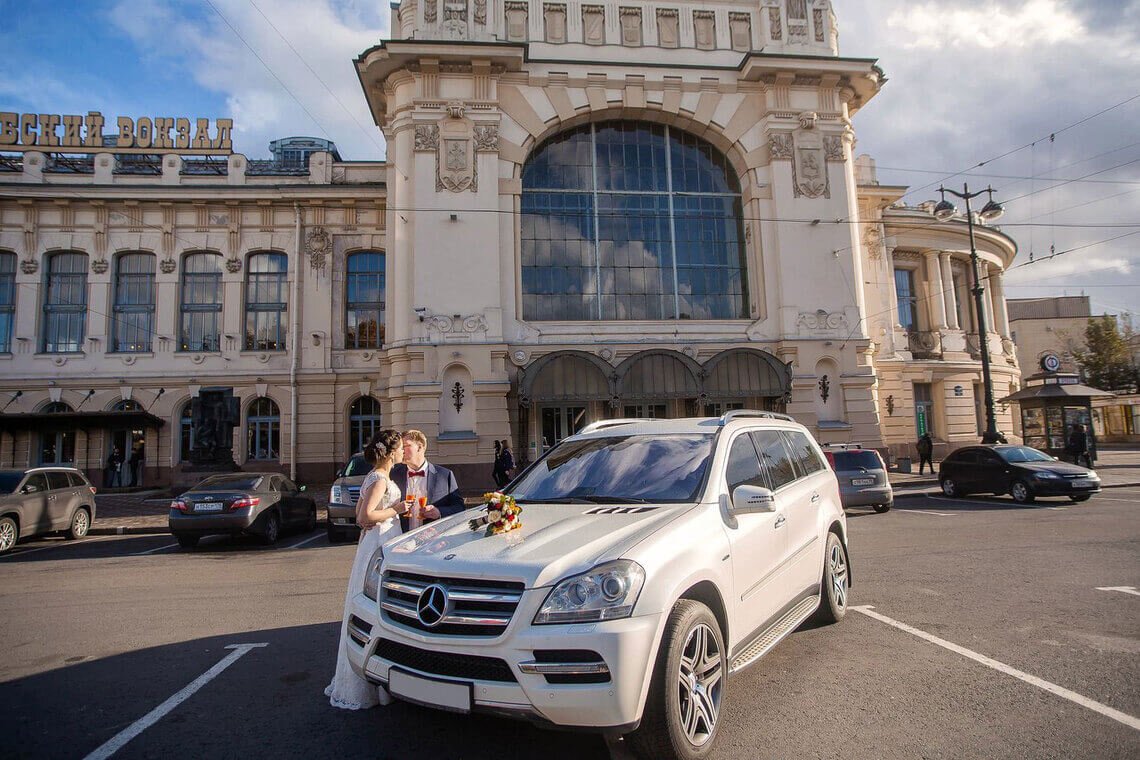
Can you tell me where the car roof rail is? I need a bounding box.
[578,418,652,434]
[719,410,796,426]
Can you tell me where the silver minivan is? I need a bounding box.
[0,467,97,553]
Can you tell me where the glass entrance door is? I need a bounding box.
[540,406,586,453]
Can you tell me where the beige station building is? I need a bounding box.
[0,0,1021,488]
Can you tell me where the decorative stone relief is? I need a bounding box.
[729,12,752,51]
[583,5,605,44]
[510,349,530,366]
[863,225,884,261]
[793,146,828,198]
[91,258,109,274]
[442,0,469,38]
[225,257,242,274]
[424,312,488,338]
[798,111,818,130]
[505,2,528,41]
[693,10,716,50]
[544,3,567,43]
[415,125,440,151]
[474,0,487,25]
[446,101,466,119]
[797,309,849,333]
[597,347,614,361]
[306,227,331,274]
[813,7,826,41]
[424,0,437,23]
[823,134,844,160]
[20,259,38,275]
[472,125,499,151]
[768,6,782,40]
[160,258,176,274]
[656,9,679,48]
[768,132,794,160]
[787,0,809,42]
[619,7,642,46]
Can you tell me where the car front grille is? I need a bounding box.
[346,486,361,504]
[380,569,524,637]
[374,638,517,683]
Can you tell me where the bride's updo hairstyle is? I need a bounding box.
[363,429,403,467]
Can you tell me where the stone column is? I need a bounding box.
[991,269,1011,337]
[923,250,947,329]
[886,247,901,328]
[940,252,959,329]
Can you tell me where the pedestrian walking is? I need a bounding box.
[1067,424,1090,468]
[129,444,145,487]
[498,439,515,486]
[105,447,123,488]
[492,440,504,488]
[916,432,935,475]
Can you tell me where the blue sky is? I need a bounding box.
[2,0,1138,317]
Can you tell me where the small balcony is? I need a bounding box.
[906,330,943,360]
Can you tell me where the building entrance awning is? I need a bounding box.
[0,410,166,434]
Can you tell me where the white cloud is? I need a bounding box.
[110,0,388,159]
[887,0,1085,50]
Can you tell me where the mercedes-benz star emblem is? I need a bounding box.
[416,584,448,627]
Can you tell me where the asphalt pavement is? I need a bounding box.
[1,487,1138,759]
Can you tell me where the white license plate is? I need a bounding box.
[851,478,874,486]
[335,518,354,525]
[1072,482,1094,489]
[196,502,223,512]
[388,669,472,713]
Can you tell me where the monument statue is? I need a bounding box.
[188,388,240,466]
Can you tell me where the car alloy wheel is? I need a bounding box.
[827,538,849,611]
[70,509,90,539]
[941,478,956,497]
[1010,480,1033,503]
[677,623,722,748]
[262,512,280,545]
[0,517,17,553]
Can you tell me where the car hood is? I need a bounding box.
[1014,461,1094,476]
[381,502,687,588]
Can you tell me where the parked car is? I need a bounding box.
[823,444,893,513]
[169,472,316,548]
[344,411,850,760]
[939,444,1101,503]
[0,467,97,553]
[327,454,370,543]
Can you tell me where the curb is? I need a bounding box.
[90,526,170,536]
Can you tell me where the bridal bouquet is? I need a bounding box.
[468,492,522,536]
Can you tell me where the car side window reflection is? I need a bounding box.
[725,436,768,494]
[751,431,797,490]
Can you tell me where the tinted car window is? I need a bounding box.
[751,431,797,490]
[949,450,977,465]
[46,471,71,490]
[510,434,714,503]
[196,475,263,490]
[66,471,88,487]
[725,436,768,494]
[831,451,882,470]
[343,455,369,477]
[996,446,1054,463]
[0,471,24,494]
[785,431,826,476]
[23,473,48,493]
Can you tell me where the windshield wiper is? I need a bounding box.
[577,495,652,504]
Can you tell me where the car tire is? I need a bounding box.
[67,507,91,540]
[305,506,317,533]
[812,531,850,625]
[1069,494,1091,502]
[0,516,18,553]
[261,511,281,545]
[873,503,892,513]
[940,477,959,497]
[1010,480,1035,504]
[175,533,200,548]
[627,599,726,760]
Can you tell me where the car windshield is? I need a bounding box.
[0,472,24,494]
[996,446,1055,464]
[831,451,882,470]
[343,455,369,477]
[509,434,714,504]
[195,475,263,490]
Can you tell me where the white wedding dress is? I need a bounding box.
[326,470,403,710]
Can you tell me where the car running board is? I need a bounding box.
[729,594,821,674]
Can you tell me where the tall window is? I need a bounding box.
[894,268,918,331]
[43,251,88,353]
[348,396,382,454]
[112,252,155,352]
[179,402,195,462]
[247,397,280,461]
[180,253,223,351]
[0,252,14,353]
[346,251,385,348]
[40,402,75,465]
[245,252,288,350]
[521,121,748,321]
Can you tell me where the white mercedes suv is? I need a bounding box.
[344,411,850,760]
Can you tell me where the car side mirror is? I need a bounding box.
[22,485,38,494]
[730,485,777,515]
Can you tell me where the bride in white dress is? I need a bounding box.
[326,429,409,710]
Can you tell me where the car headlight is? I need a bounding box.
[1087,471,1099,479]
[330,485,344,504]
[1033,471,1061,480]
[534,560,645,625]
[362,545,384,601]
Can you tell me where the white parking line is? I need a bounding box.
[895,509,956,517]
[82,642,268,760]
[288,532,325,549]
[130,542,179,556]
[851,605,1140,732]
[1096,586,1140,598]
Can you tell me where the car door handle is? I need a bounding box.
[810,493,821,503]
[774,514,786,529]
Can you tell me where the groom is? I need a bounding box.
[390,429,465,532]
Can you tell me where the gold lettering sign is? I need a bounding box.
[0,110,233,154]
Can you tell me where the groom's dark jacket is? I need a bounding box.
[390,461,465,532]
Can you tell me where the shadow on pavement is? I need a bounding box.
[1,623,609,760]
[910,493,1092,512]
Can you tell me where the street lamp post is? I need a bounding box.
[934,184,1006,444]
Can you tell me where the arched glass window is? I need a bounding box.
[0,251,15,354]
[247,397,280,461]
[112,252,156,352]
[245,252,288,350]
[40,402,75,464]
[180,253,222,352]
[348,396,382,454]
[179,402,194,462]
[346,251,385,349]
[521,121,748,321]
[43,251,88,353]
